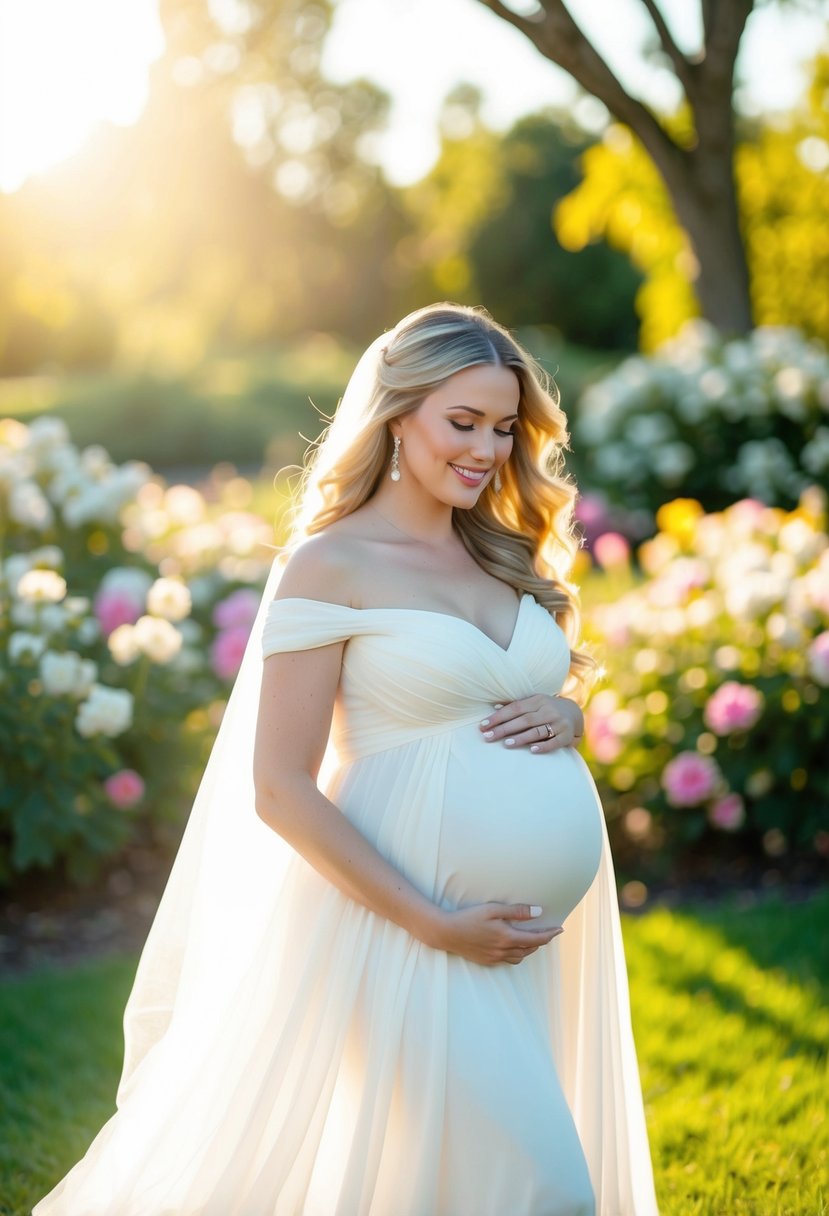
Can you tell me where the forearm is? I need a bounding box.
[256,774,444,947]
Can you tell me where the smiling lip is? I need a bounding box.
[449,463,490,486]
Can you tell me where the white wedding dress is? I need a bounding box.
[34,584,658,1215]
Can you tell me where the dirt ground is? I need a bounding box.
[0,847,171,977]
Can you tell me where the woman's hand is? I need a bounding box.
[433,902,563,966]
[479,694,584,752]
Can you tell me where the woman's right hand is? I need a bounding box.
[433,902,563,966]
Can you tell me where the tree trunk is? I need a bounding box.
[646,135,753,336]
[474,0,756,336]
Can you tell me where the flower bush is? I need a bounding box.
[581,491,829,876]
[0,415,275,887]
[576,322,829,515]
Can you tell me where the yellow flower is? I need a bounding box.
[656,498,704,544]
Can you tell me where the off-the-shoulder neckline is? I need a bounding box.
[268,592,534,654]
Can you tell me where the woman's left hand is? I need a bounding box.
[479,695,584,752]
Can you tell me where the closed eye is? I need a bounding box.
[449,420,515,438]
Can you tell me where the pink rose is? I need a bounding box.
[104,769,145,809]
[662,751,721,807]
[586,716,623,764]
[807,631,829,687]
[94,588,143,637]
[708,792,745,832]
[212,588,260,631]
[211,625,250,680]
[727,499,767,532]
[585,692,624,764]
[704,681,764,735]
[593,532,631,570]
[575,492,613,543]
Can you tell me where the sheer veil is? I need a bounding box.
[117,332,391,1103]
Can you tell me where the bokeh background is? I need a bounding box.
[1,2,828,1212]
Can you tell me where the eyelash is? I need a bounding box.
[449,421,515,438]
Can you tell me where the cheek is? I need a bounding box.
[405,422,461,463]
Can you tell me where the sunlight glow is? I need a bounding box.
[0,0,165,192]
[0,0,822,194]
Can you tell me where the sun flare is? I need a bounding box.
[0,0,165,192]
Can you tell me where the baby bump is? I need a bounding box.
[436,724,603,930]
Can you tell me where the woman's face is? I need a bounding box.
[392,363,520,507]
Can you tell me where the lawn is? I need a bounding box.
[2,889,827,1216]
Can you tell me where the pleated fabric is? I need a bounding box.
[34,577,658,1215]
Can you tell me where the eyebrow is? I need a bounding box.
[446,405,519,421]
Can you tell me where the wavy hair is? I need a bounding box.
[283,302,596,701]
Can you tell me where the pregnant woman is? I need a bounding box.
[35,304,658,1214]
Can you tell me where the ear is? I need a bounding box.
[388,419,403,440]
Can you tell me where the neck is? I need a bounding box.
[369,483,456,545]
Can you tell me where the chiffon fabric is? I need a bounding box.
[34,561,659,1215]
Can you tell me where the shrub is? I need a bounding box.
[582,491,829,876]
[0,416,276,887]
[576,322,829,515]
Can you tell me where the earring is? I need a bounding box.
[494,468,503,493]
[390,435,401,482]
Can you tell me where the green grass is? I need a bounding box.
[3,891,827,1215]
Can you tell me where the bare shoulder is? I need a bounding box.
[274,511,379,606]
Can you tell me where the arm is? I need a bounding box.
[253,543,563,965]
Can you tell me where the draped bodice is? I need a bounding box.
[261,594,572,759]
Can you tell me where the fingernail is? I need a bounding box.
[483,730,494,740]
[494,703,504,709]
[530,745,539,753]
[504,738,515,747]
[530,905,542,917]
[480,718,490,727]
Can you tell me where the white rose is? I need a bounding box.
[9,482,54,529]
[699,368,730,402]
[62,485,109,527]
[778,518,827,562]
[10,600,36,627]
[80,445,112,477]
[31,545,64,569]
[63,595,91,618]
[652,442,695,483]
[26,416,70,453]
[3,554,33,594]
[170,647,205,674]
[76,617,101,646]
[164,484,206,525]
[75,684,134,738]
[40,650,98,698]
[133,614,183,663]
[147,577,192,622]
[48,466,87,507]
[801,428,829,476]
[38,603,67,634]
[17,569,67,603]
[176,618,202,645]
[8,631,47,662]
[108,623,141,665]
[725,571,787,619]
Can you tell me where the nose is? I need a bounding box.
[468,429,496,464]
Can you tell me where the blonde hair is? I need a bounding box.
[285,302,596,701]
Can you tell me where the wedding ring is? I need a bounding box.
[543,723,554,740]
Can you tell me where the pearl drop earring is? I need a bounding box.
[390,435,401,482]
